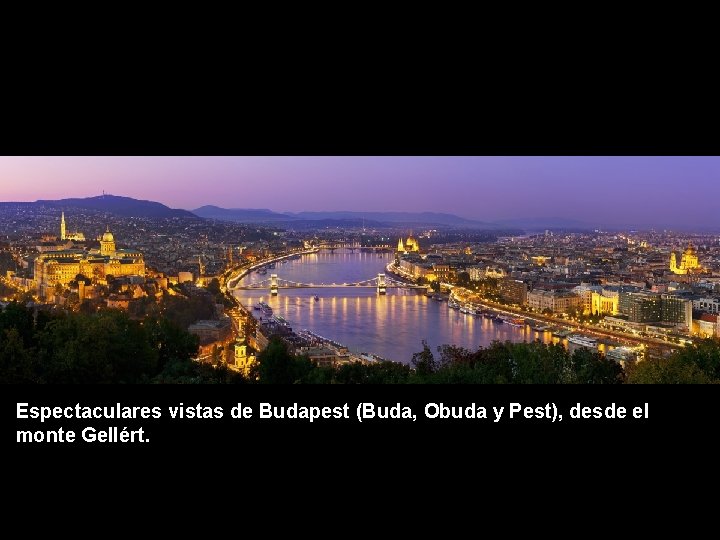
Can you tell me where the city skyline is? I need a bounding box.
[0,156,719,230]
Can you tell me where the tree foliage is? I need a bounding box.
[0,301,240,384]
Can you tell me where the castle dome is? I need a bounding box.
[102,227,114,243]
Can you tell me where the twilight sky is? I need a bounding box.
[0,156,718,228]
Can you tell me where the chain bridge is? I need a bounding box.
[233,273,426,295]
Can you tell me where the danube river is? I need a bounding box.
[233,250,606,363]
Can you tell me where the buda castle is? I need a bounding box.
[34,213,145,299]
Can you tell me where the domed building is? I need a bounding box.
[397,233,420,253]
[34,214,145,300]
[100,226,116,256]
[670,242,701,275]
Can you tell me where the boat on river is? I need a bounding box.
[567,334,598,348]
[530,324,552,331]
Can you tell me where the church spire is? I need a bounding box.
[60,211,66,240]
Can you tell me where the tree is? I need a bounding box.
[73,273,91,286]
[566,347,624,384]
[430,281,441,292]
[332,361,411,384]
[207,278,222,296]
[411,340,438,377]
[0,301,35,346]
[211,344,223,366]
[0,328,35,383]
[627,339,720,383]
[456,271,471,287]
[255,336,311,384]
[626,356,712,384]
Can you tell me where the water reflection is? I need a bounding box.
[234,251,615,363]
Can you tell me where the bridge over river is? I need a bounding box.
[232,272,427,295]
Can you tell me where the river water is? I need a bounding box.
[233,250,607,363]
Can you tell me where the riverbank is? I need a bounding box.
[449,287,681,352]
[235,251,652,364]
[386,260,678,353]
[225,248,320,291]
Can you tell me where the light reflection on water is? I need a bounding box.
[234,251,611,364]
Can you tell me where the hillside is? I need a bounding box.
[35,195,196,218]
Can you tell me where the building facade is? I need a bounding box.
[34,216,145,299]
[693,297,720,314]
[670,243,701,275]
[499,278,528,305]
[527,289,581,313]
[627,293,663,323]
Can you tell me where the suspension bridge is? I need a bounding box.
[314,240,393,252]
[232,273,427,295]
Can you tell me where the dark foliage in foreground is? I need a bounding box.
[0,301,244,383]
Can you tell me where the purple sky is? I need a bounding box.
[0,156,718,228]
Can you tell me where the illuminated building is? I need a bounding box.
[661,294,692,329]
[484,266,506,279]
[693,314,719,338]
[527,289,581,313]
[99,226,116,256]
[499,278,528,305]
[591,290,619,316]
[432,264,452,282]
[573,285,598,313]
[398,233,419,253]
[234,336,257,377]
[34,214,145,299]
[60,212,86,242]
[670,242,701,274]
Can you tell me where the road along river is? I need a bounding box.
[231,250,625,364]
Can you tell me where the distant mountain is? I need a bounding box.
[286,211,496,228]
[193,206,294,222]
[192,207,508,229]
[493,217,594,231]
[36,195,195,218]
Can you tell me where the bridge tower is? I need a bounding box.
[270,274,278,296]
[377,273,386,295]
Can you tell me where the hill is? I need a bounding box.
[194,207,503,229]
[35,195,196,218]
[286,211,498,228]
[192,206,293,222]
